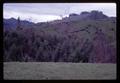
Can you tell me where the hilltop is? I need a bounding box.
[4,10,116,29]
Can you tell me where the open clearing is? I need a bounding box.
[4,62,116,80]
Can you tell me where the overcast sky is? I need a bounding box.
[3,3,116,23]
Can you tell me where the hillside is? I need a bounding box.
[3,10,116,63]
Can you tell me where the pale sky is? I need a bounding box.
[3,3,116,23]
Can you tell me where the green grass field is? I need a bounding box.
[4,62,116,80]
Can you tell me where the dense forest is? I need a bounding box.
[4,11,116,63]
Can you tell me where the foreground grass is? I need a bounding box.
[4,62,116,80]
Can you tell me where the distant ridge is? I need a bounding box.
[50,10,115,24]
[62,10,109,22]
[3,18,35,30]
[3,10,116,29]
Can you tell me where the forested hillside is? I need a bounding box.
[4,10,116,63]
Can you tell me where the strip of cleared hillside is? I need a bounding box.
[4,62,116,80]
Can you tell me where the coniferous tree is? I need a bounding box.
[17,17,22,30]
